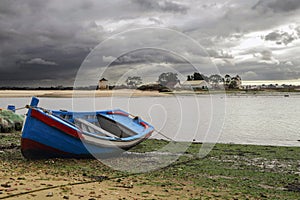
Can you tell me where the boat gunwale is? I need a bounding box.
[29,107,154,142]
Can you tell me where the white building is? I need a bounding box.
[180,80,212,90]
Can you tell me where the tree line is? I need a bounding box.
[186,72,241,89]
[126,72,242,90]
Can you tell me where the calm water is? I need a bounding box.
[1,95,299,147]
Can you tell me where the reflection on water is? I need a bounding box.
[1,95,299,147]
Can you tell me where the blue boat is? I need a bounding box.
[21,97,154,159]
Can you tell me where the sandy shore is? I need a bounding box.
[0,89,297,98]
[0,90,172,98]
[0,171,199,200]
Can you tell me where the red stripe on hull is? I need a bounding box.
[21,138,91,159]
[145,131,153,139]
[31,109,82,139]
[106,111,128,116]
[140,121,149,129]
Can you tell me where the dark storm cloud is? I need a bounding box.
[0,0,300,86]
[0,0,108,86]
[218,60,300,81]
[131,0,188,14]
[181,1,282,40]
[253,0,300,13]
[25,58,58,66]
[297,26,300,36]
[0,46,89,85]
[110,49,186,66]
[259,50,273,61]
[265,30,297,45]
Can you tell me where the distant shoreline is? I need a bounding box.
[0,89,170,98]
[0,89,299,98]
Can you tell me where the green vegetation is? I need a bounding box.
[0,132,299,199]
[0,110,24,132]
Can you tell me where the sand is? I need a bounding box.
[1,132,299,199]
[0,172,201,199]
[0,90,172,98]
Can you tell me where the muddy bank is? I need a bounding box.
[0,132,299,199]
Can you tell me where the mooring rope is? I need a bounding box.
[6,105,49,113]
[154,128,177,142]
[12,106,27,111]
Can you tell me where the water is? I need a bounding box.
[1,95,299,147]
[221,95,300,146]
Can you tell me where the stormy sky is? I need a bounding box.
[0,0,300,87]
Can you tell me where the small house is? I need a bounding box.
[98,78,109,90]
[181,80,211,90]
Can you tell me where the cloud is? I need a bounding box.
[285,61,294,66]
[102,56,116,63]
[253,50,280,65]
[259,50,273,61]
[265,30,298,45]
[207,48,233,59]
[131,0,188,14]
[110,49,186,66]
[148,17,163,25]
[253,0,300,13]
[26,58,58,65]
[242,71,259,80]
[0,0,300,86]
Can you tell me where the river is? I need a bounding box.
[1,94,299,147]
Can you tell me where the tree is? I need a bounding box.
[125,76,143,88]
[224,74,231,88]
[224,74,231,84]
[158,72,179,87]
[228,75,241,89]
[228,79,237,89]
[187,72,209,82]
[209,74,224,88]
[193,72,204,80]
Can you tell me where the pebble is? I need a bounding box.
[74,194,84,198]
[63,196,69,199]
[1,183,11,188]
[5,188,17,192]
[46,192,53,197]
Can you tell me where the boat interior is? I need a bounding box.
[52,111,137,139]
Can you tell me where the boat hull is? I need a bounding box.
[21,98,153,159]
[21,138,94,159]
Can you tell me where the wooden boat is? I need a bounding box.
[21,97,154,159]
